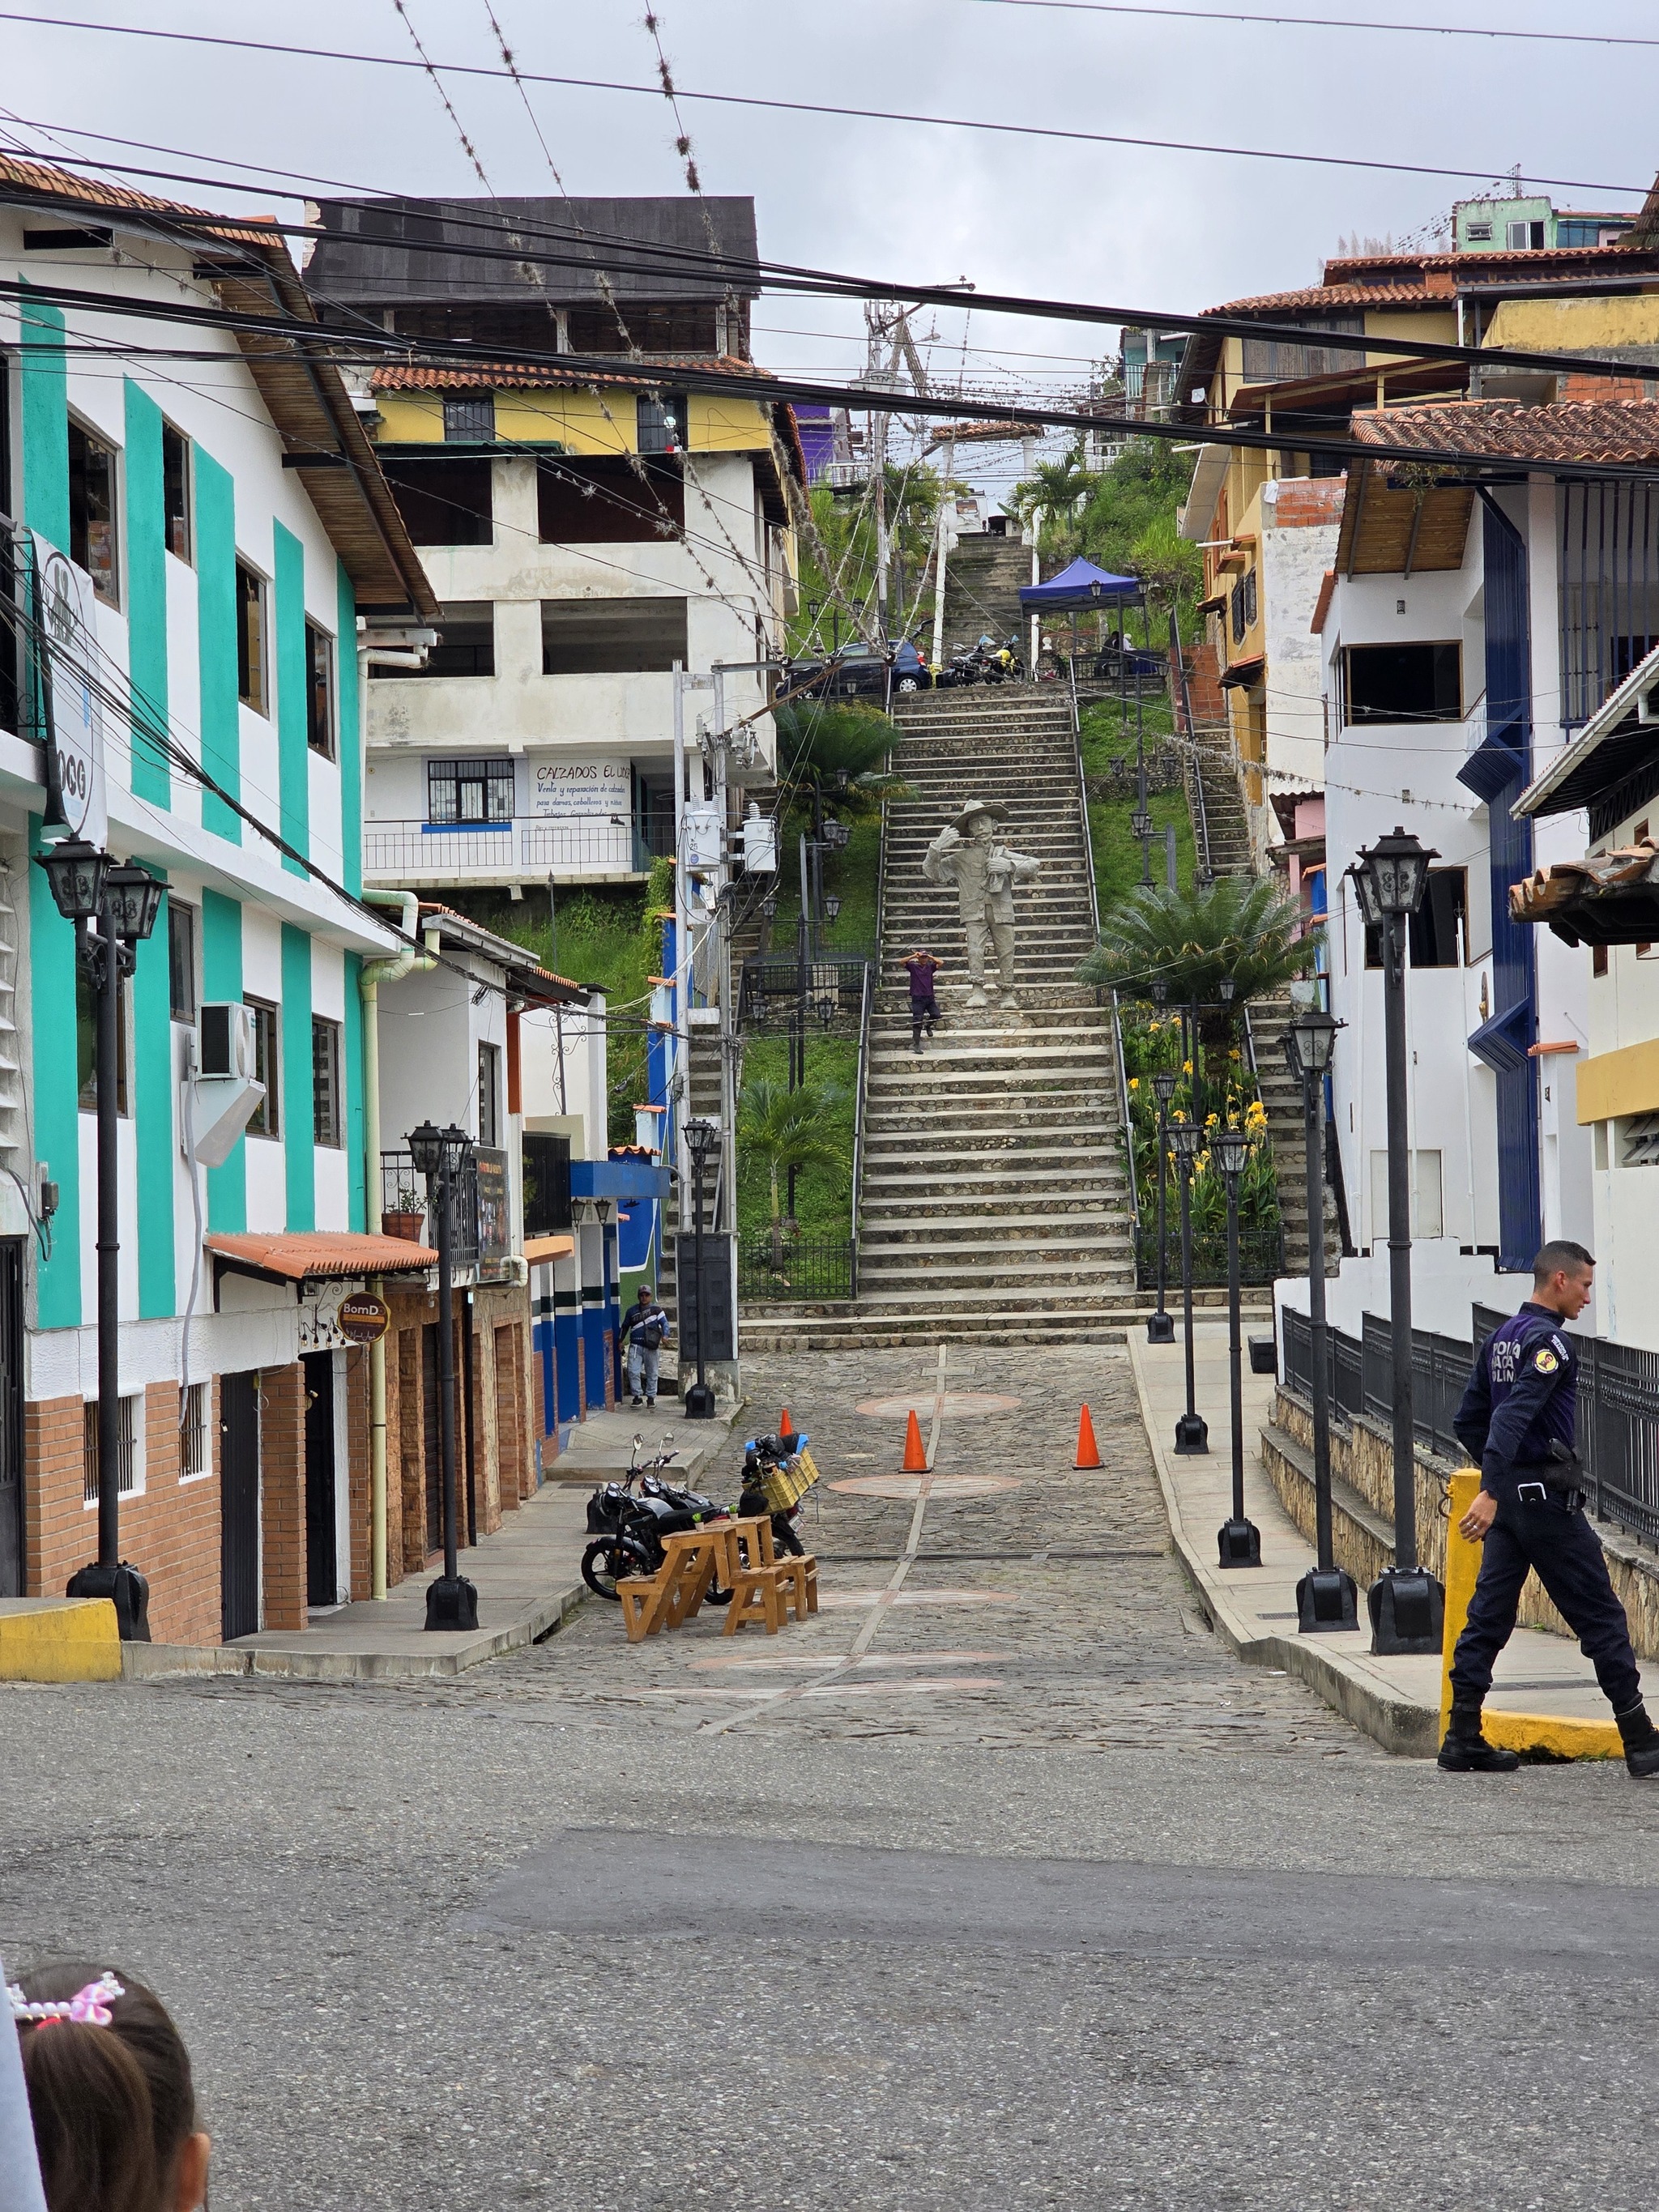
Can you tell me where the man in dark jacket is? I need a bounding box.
[624,1285,671,1407]
[903,949,942,1053]
[1442,1238,1659,1778]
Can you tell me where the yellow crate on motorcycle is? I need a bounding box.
[760,1447,821,1514]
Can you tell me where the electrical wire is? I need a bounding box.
[9,121,1659,411]
[965,0,1659,52]
[0,12,1643,197]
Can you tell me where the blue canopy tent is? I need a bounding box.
[1018,558,1158,680]
[1017,556,1143,612]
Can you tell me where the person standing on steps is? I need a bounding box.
[923,799,1041,1009]
[903,948,943,1053]
[623,1285,671,1407]
[1440,1239,1659,1779]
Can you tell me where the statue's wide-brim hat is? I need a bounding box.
[949,799,1012,831]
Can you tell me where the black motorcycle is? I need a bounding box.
[738,1432,816,1558]
[581,1435,733,1600]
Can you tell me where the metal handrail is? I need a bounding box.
[1070,680,1102,944]
[1168,607,1213,882]
[1240,998,1260,1080]
[848,957,875,1300]
[1065,648,1081,737]
[1110,988,1141,1234]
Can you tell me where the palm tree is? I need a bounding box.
[1077,875,1320,1046]
[737,1076,851,1270]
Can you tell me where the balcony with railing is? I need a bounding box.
[380,1145,515,1276]
[364,814,670,888]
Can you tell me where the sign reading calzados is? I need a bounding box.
[34,536,107,849]
[336,1293,390,1345]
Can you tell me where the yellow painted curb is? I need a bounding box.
[1440,1470,1621,1760]
[0,1598,122,1682]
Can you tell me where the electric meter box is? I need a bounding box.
[681,801,726,873]
[740,806,778,875]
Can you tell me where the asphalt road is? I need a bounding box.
[5,1345,1658,2211]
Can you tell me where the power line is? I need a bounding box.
[0,13,1646,197]
[13,130,1659,411]
[966,0,1659,53]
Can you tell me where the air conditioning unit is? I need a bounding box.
[199,1001,256,1080]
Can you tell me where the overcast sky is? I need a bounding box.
[4,0,1656,494]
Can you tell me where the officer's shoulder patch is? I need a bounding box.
[1533,1346,1560,1375]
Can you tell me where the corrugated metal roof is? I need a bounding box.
[306,195,761,305]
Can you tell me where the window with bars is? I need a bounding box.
[83,1393,139,1505]
[181,1383,210,1480]
[443,393,495,442]
[427,758,515,826]
[312,1016,342,1148]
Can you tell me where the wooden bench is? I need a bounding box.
[617,1526,728,1643]
[772,1554,818,1622]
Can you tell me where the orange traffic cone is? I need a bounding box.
[902,1410,928,1472]
[1074,1404,1102,1469]
[779,1407,794,1437]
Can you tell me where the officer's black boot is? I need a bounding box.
[1614,1701,1659,1778]
[1438,1696,1521,1773]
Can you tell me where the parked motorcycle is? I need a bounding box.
[581,1434,732,1600]
[738,1431,819,1558]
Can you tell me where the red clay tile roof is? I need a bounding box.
[0,148,277,247]
[1349,398,1659,465]
[370,353,773,393]
[1204,283,1438,316]
[206,1231,437,1280]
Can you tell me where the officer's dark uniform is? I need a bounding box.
[1449,1302,1642,1712]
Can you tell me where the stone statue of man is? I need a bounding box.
[923,799,1041,1007]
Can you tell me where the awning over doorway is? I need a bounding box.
[205,1230,438,1284]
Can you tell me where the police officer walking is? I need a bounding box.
[1443,1238,1659,1777]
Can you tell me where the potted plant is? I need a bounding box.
[382,1186,425,1242]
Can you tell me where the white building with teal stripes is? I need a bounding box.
[0,157,437,1640]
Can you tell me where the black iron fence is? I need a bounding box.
[1282,1302,1659,1549]
[1137,1223,1284,1291]
[738,956,872,1035]
[380,1146,484,1271]
[738,1239,854,1303]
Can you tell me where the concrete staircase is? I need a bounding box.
[743,684,1247,1350]
[940,532,1030,650]
[658,1029,728,1335]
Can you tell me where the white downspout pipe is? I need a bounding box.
[359,885,437,1596]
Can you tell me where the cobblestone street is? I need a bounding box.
[6,1346,1659,2210]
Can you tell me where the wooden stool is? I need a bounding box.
[773,1554,818,1622]
[722,1565,789,1635]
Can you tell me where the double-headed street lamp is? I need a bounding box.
[1170,1117,1209,1455]
[1213,1120,1261,1566]
[409,1119,479,1633]
[1348,828,1444,1656]
[44,838,164,1641]
[1284,1002,1358,1632]
[682,1116,721,1420]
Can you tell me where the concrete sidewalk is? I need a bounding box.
[126,1400,744,1684]
[1126,1323,1614,1757]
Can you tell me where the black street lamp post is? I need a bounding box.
[1213,1120,1260,1566]
[1285,1003,1358,1632]
[1147,1067,1178,1344]
[1170,1119,1208,1455]
[683,1116,720,1419]
[47,842,163,1641]
[1349,828,1445,1656]
[410,1119,479,1632]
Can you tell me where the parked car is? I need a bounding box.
[889,638,931,693]
[782,642,893,702]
